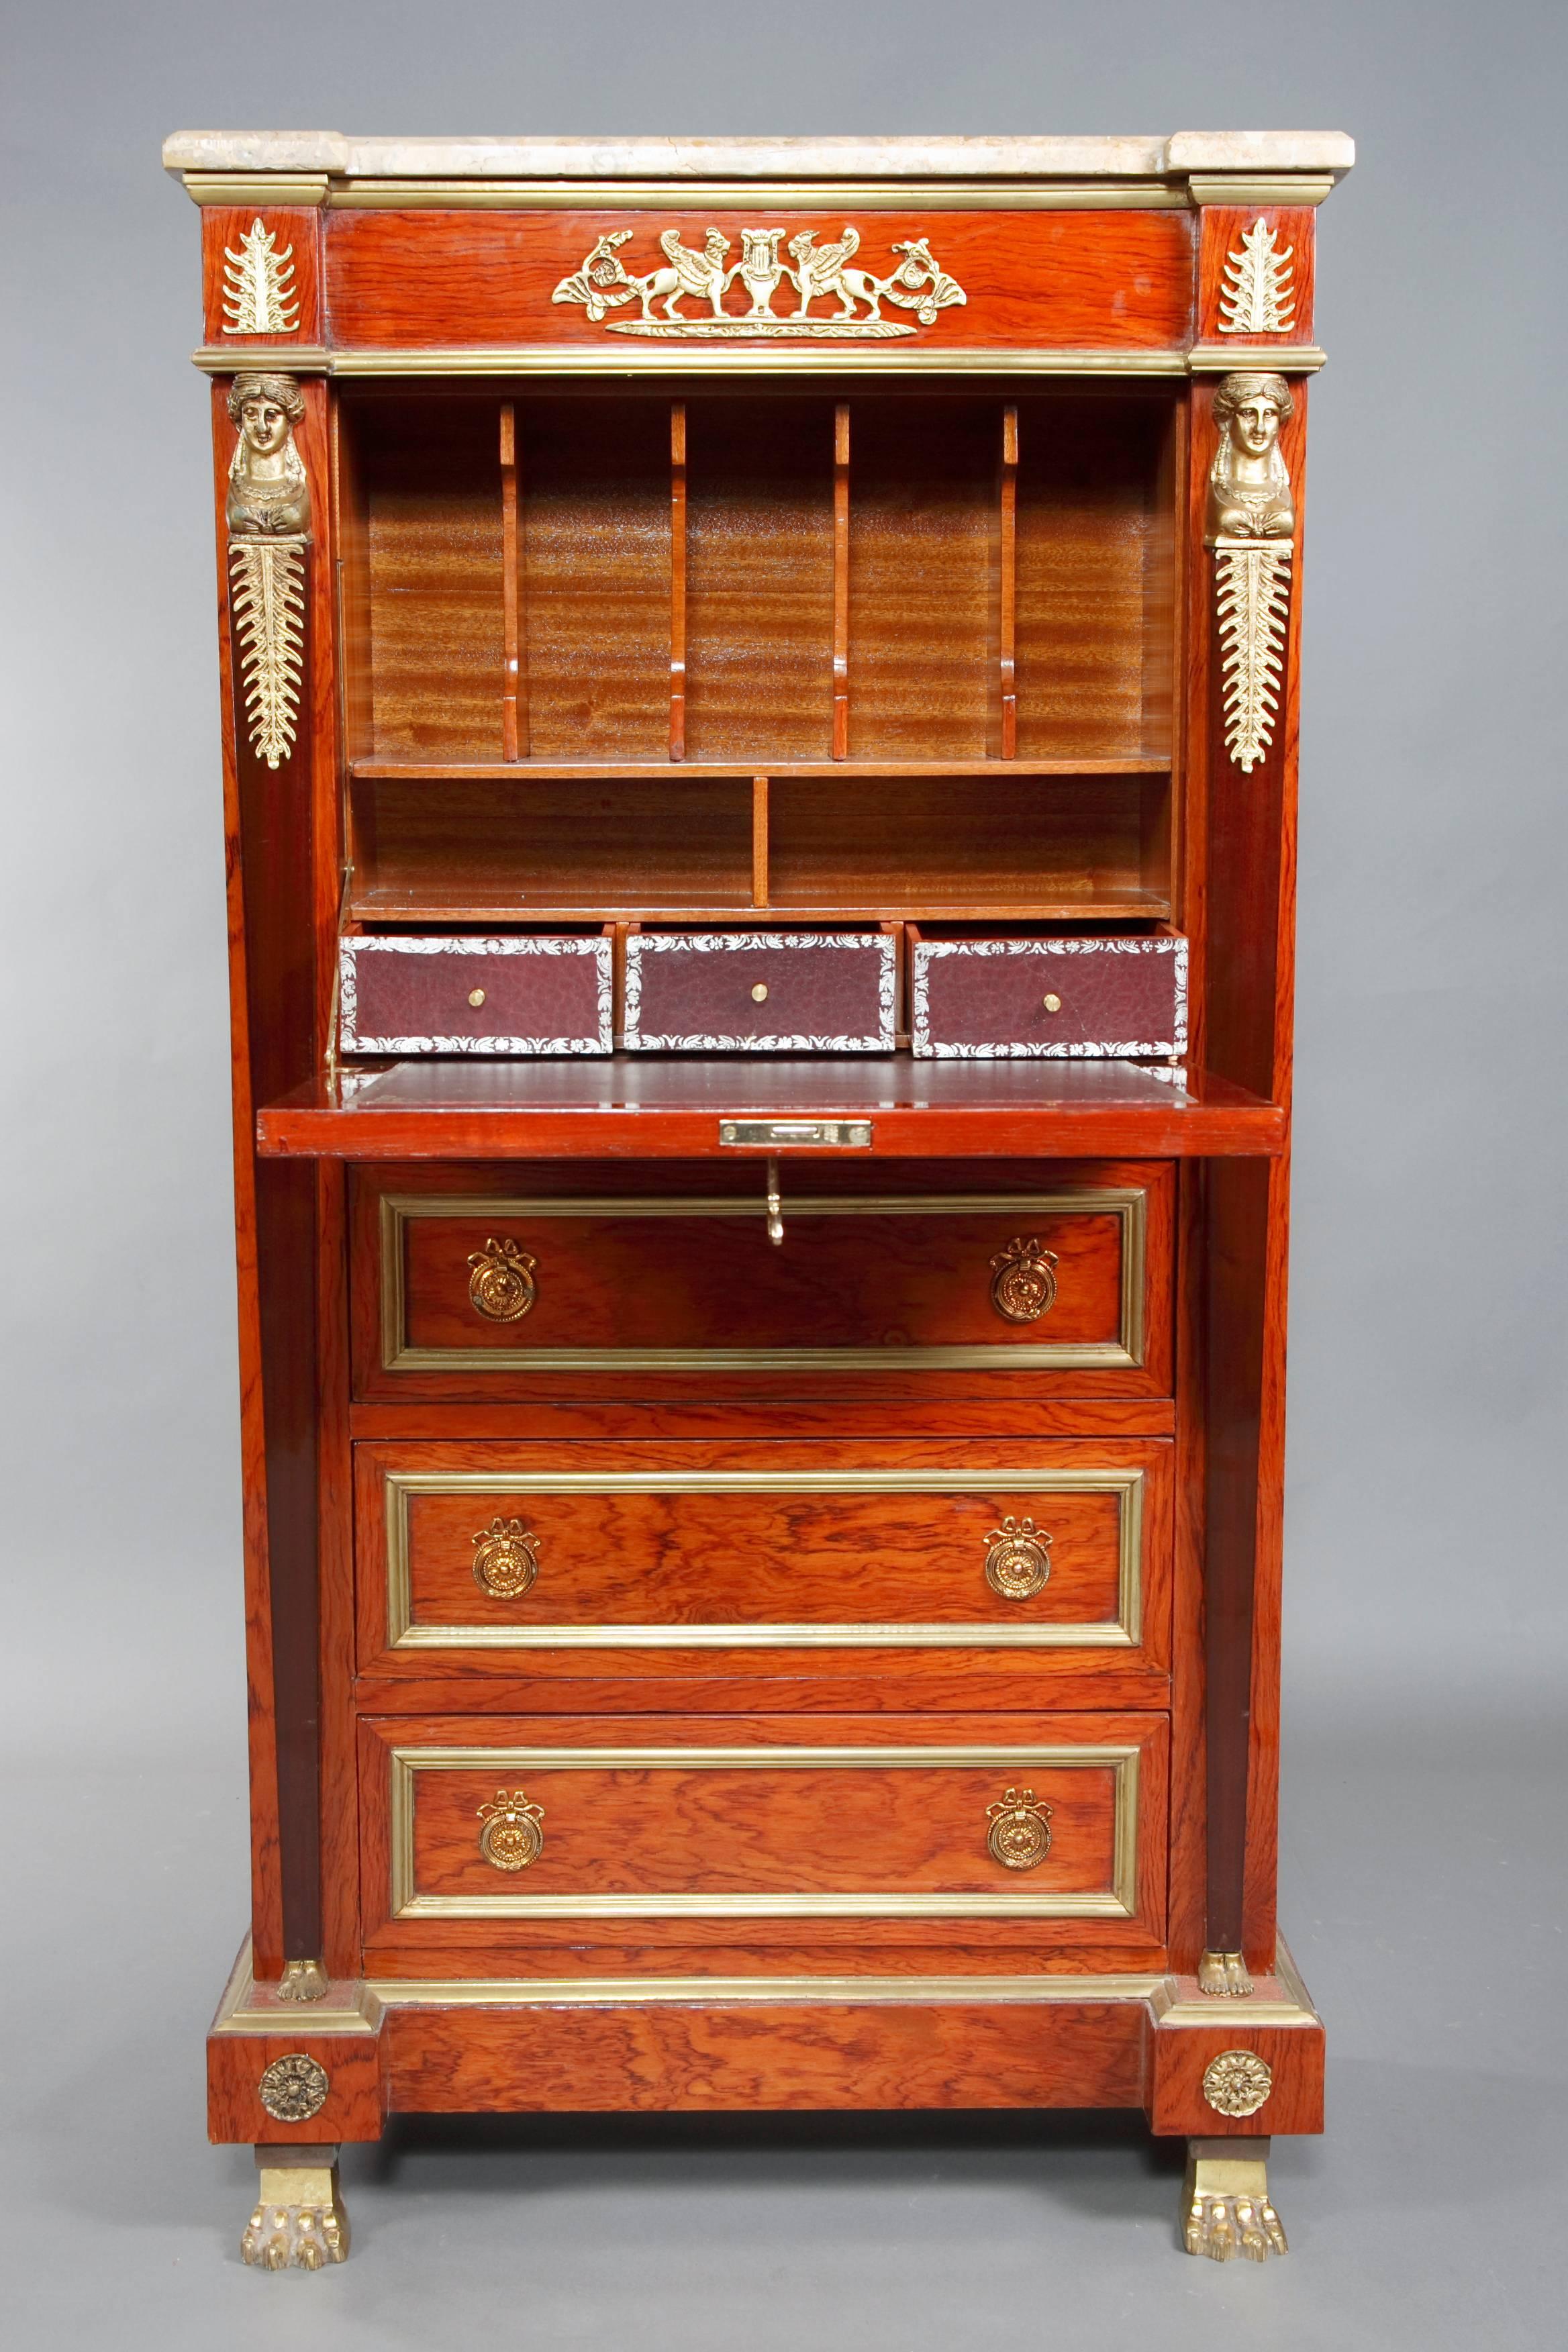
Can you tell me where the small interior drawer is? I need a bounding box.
[911,930,1187,1059]
[340,931,613,1055]
[624,928,897,1052]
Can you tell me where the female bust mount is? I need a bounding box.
[1205,372,1294,546]
[226,373,311,536]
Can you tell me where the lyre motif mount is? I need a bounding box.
[222,217,300,336]
[471,1516,540,1599]
[477,1788,545,1872]
[467,1236,537,1322]
[552,224,966,340]
[989,1237,1059,1324]
[983,1516,1053,1600]
[985,1786,1053,1870]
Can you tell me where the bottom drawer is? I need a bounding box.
[359,1712,1167,1961]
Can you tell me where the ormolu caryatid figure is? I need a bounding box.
[226,371,311,536]
[1208,371,1296,774]
[226,372,309,768]
[1205,371,1295,545]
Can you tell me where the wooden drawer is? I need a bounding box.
[358,1712,1168,1961]
[352,1160,1172,1396]
[624,929,897,1052]
[339,932,614,1055]
[911,931,1187,1059]
[354,1439,1171,1671]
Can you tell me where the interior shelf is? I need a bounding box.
[348,893,1174,925]
[348,758,1175,783]
[258,1058,1285,1163]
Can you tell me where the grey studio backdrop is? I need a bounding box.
[1,4,1563,2347]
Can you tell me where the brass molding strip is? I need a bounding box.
[384,1465,1144,1653]
[183,171,330,206]
[1189,342,1326,374]
[321,177,1194,212]
[389,1741,1140,1921]
[191,344,1197,380]
[364,1969,1169,2006]
[379,1188,1147,1377]
[191,344,332,375]
[1187,175,1338,207]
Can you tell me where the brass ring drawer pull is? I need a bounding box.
[988,1236,1059,1323]
[984,1516,1052,1600]
[471,1517,540,1599]
[467,1236,537,1322]
[985,1786,1053,1870]
[477,1788,544,1871]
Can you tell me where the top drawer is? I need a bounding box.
[351,1161,1173,1400]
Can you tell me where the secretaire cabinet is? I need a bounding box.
[165,126,1353,2269]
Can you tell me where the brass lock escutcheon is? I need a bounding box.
[984,1515,1053,1600]
[477,1787,545,1871]
[985,1785,1053,1871]
[467,1236,537,1322]
[989,1236,1059,1324]
[471,1516,540,1600]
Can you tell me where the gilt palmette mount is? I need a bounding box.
[552,224,967,338]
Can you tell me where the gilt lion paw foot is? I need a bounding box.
[242,2198,348,2267]
[1184,2186,1287,2262]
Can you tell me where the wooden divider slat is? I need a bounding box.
[499,402,522,762]
[999,403,1018,760]
[670,402,687,763]
[832,404,850,760]
[752,775,770,906]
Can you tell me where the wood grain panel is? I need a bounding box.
[411,1757,1122,1901]
[685,399,835,761]
[383,1997,1146,2113]
[510,397,673,758]
[847,399,997,761]
[355,399,504,758]
[766,772,1164,911]
[1015,395,1175,760]
[324,208,1195,352]
[398,1201,1132,1356]
[349,773,754,912]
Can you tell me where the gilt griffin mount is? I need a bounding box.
[552,225,967,338]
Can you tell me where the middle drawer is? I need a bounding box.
[354,1440,1172,1676]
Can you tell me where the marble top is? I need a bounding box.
[163,130,1354,183]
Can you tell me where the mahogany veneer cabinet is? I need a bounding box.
[166,127,1353,2269]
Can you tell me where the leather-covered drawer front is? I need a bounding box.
[340,932,613,1055]
[352,1161,1173,1398]
[624,930,897,1052]
[911,932,1187,1060]
[358,1712,1168,1957]
[354,1439,1171,1671]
